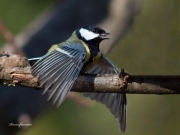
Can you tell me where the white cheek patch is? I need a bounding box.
[79,28,99,40]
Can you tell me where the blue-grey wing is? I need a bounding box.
[84,55,126,132]
[31,43,86,107]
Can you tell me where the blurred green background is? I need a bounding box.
[0,0,179,135]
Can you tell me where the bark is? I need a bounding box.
[0,52,179,94]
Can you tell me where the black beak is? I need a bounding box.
[99,32,110,39]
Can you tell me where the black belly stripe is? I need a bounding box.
[82,52,101,71]
[82,56,94,69]
[80,40,100,70]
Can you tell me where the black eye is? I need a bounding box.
[93,28,98,33]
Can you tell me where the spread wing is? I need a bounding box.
[32,43,86,107]
[84,55,127,132]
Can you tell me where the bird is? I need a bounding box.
[28,26,127,132]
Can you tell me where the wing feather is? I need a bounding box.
[38,58,70,87]
[31,43,85,107]
[33,52,60,74]
[37,53,66,76]
[50,63,77,104]
[83,55,127,132]
[43,60,72,94]
[46,62,74,100]
[56,68,79,107]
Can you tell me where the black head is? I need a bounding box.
[76,26,110,44]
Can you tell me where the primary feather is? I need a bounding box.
[31,43,86,107]
[84,55,126,132]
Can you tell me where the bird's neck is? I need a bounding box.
[81,40,101,71]
[86,40,100,55]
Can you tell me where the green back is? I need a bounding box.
[48,31,82,53]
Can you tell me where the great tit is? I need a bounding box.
[29,26,127,132]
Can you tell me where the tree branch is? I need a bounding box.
[0,52,179,94]
[71,74,180,94]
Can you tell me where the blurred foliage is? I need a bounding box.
[0,0,58,46]
[0,0,179,135]
[109,0,179,75]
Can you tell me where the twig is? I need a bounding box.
[0,19,26,56]
[0,52,179,94]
